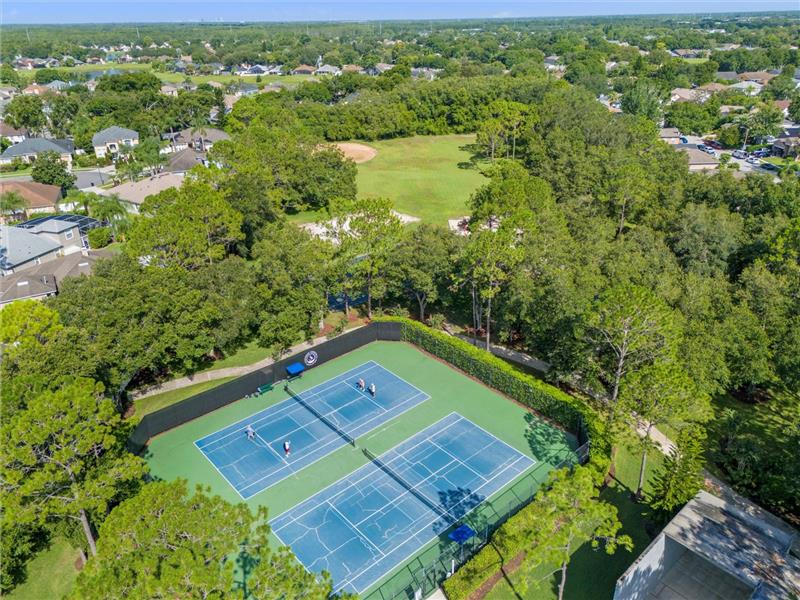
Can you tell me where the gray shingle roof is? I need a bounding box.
[0,226,62,270]
[92,126,139,146]
[1,138,70,158]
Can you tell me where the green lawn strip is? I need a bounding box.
[483,446,663,600]
[198,341,272,373]
[354,135,487,225]
[133,377,235,417]
[7,537,82,600]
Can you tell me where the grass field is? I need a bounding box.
[7,537,81,600]
[133,377,234,417]
[288,135,487,226]
[146,340,577,597]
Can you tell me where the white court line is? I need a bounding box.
[192,439,246,500]
[196,362,380,448]
[337,452,535,592]
[428,438,487,483]
[255,432,289,465]
[237,389,431,497]
[270,413,462,529]
[328,503,387,557]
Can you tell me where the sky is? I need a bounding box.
[1,1,797,25]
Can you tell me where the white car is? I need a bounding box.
[746,156,761,165]
[732,150,748,159]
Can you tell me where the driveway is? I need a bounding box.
[681,135,778,179]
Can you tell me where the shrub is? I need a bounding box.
[88,226,112,248]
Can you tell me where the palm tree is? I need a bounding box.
[88,193,129,238]
[0,190,27,221]
[189,115,209,151]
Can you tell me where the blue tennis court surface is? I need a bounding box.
[270,412,536,594]
[194,361,429,499]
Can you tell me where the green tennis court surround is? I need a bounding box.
[143,322,587,600]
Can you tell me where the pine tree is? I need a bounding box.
[648,425,706,519]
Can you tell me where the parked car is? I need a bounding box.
[680,136,689,144]
[732,150,748,159]
[697,144,708,152]
[746,156,761,165]
[752,149,771,158]
[706,149,717,157]
[760,162,779,171]
[703,140,723,150]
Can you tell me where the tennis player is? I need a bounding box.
[283,440,291,457]
[357,378,365,390]
[246,424,255,440]
[368,383,376,397]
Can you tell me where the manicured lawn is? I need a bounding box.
[7,537,81,600]
[133,377,234,417]
[289,135,487,226]
[200,341,272,372]
[682,57,710,64]
[484,446,664,600]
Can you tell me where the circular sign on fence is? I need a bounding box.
[303,350,319,366]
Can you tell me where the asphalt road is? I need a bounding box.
[1,167,115,189]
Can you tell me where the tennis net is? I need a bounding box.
[362,447,453,523]
[284,383,356,447]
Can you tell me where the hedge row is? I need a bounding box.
[374,318,610,600]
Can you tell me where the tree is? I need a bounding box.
[329,196,403,318]
[127,179,244,269]
[617,361,708,498]
[391,224,459,321]
[30,151,76,193]
[251,223,332,356]
[648,425,707,519]
[0,300,97,416]
[0,190,27,219]
[621,81,663,122]
[459,220,525,350]
[132,137,164,175]
[71,479,338,599]
[584,284,680,419]
[668,203,744,277]
[515,466,632,600]
[0,379,147,558]
[88,194,129,238]
[3,95,46,135]
[740,104,783,146]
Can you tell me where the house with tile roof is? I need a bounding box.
[0,138,73,168]
[92,126,139,158]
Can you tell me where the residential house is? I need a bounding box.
[773,99,792,118]
[715,71,739,82]
[0,123,28,145]
[160,83,179,97]
[0,181,62,221]
[544,55,565,71]
[223,94,239,113]
[22,84,52,96]
[45,80,70,92]
[772,128,800,158]
[0,221,82,275]
[315,64,342,76]
[738,71,777,86]
[658,128,682,144]
[366,63,395,76]
[411,67,441,80]
[0,138,73,168]
[97,172,184,214]
[165,147,209,173]
[0,250,109,306]
[613,490,799,600]
[206,80,225,90]
[92,126,139,159]
[714,43,741,51]
[719,104,746,116]
[342,64,365,74]
[22,219,84,254]
[237,83,259,96]
[291,64,317,75]
[669,88,710,104]
[698,82,728,93]
[12,57,38,70]
[677,146,719,171]
[163,127,230,153]
[672,48,706,59]
[729,81,763,96]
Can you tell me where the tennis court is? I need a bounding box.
[270,412,536,594]
[194,361,429,499]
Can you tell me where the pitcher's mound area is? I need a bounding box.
[335,142,377,164]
